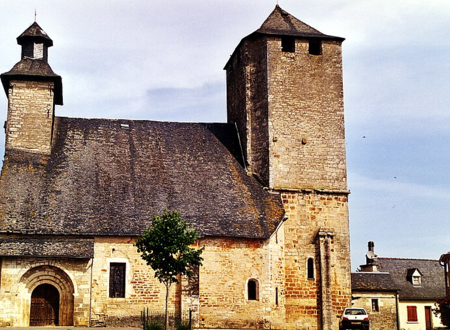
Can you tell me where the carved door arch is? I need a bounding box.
[20,265,74,326]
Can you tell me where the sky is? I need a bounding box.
[0,0,449,270]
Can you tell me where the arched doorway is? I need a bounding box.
[30,284,60,326]
[20,265,75,326]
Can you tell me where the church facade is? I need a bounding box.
[0,6,351,330]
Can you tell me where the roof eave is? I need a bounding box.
[1,72,63,105]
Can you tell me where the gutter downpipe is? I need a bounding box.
[89,257,94,327]
[395,291,400,330]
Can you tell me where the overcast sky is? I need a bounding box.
[1,0,449,270]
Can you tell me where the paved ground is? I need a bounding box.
[10,326,142,330]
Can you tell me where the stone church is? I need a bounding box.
[0,6,351,330]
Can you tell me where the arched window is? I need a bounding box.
[307,258,315,280]
[247,279,259,301]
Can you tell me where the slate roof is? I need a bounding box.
[0,117,285,239]
[377,258,445,300]
[2,58,60,78]
[225,5,344,69]
[17,22,53,46]
[351,272,399,292]
[256,5,344,40]
[0,237,93,258]
[1,58,63,105]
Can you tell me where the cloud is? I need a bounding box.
[349,171,450,201]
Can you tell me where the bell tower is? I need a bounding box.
[225,5,346,190]
[1,22,63,155]
[225,6,351,330]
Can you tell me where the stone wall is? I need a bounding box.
[91,235,287,329]
[198,235,285,330]
[352,292,398,330]
[90,236,169,326]
[266,38,346,191]
[226,37,347,192]
[0,256,90,327]
[282,190,351,330]
[5,80,55,154]
[226,37,270,182]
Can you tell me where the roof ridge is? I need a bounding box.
[378,257,439,262]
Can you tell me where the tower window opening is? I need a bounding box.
[307,257,315,279]
[281,36,295,53]
[309,40,322,55]
[247,279,259,301]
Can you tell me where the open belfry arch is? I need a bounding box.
[0,6,351,330]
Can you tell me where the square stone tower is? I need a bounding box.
[225,6,351,329]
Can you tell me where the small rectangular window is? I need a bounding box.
[247,279,259,301]
[109,263,126,298]
[187,264,200,296]
[275,287,279,306]
[309,40,322,55]
[307,258,314,279]
[407,306,418,322]
[372,299,379,312]
[281,37,295,53]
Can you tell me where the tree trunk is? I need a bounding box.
[165,282,170,330]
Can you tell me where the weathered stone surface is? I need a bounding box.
[0,6,351,330]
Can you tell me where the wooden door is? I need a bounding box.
[30,284,60,326]
[425,306,432,330]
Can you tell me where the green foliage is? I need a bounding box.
[144,320,164,330]
[175,321,191,330]
[435,297,450,328]
[136,210,203,330]
[135,210,204,286]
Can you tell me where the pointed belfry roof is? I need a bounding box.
[17,21,53,47]
[224,6,344,69]
[256,5,343,40]
[1,21,62,105]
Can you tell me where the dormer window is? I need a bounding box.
[407,268,422,286]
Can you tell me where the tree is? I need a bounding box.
[435,297,450,328]
[135,210,204,330]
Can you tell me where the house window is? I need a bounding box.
[281,36,295,53]
[371,298,379,312]
[407,306,418,322]
[247,279,259,301]
[309,40,322,55]
[412,275,421,286]
[109,263,126,298]
[307,258,314,279]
